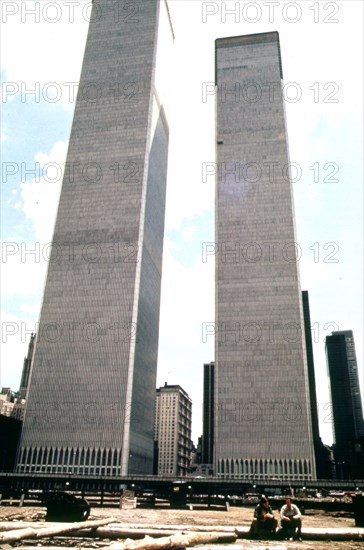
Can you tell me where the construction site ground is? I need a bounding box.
[1,503,363,549]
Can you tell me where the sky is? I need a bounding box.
[1,0,363,445]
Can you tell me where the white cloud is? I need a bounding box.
[20,303,41,315]
[1,245,49,297]
[20,140,67,242]
[0,311,38,390]
[181,224,197,241]
[1,3,89,107]
[2,141,67,299]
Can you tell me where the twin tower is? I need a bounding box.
[18,1,316,479]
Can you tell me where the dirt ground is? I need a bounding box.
[1,504,363,550]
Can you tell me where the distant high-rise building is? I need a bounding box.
[302,291,332,479]
[17,0,173,476]
[215,32,316,480]
[19,332,35,399]
[154,384,192,476]
[326,330,364,479]
[202,362,214,467]
[301,292,319,442]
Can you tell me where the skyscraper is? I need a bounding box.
[302,291,332,479]
[202,361,214,467]
[17,0,173,475]
[326,330,364,478]
[19,332,35,399]
[326,330,364,443]
[301,292,319,442]
[215,32,316,480]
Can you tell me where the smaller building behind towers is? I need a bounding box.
[19,332,36,399]
[326,330,364,479]
[202,362,214,473]
[302,292,333,479]
[154,384,192,476]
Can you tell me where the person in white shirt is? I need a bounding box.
[280,497,302,541]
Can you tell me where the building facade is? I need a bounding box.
[302,291,332,479]
[154,384,192,476]
[326,330,364,479]
[0,389,14,417]
[19,332,36,399]
[17,0,173,475]
[0,388,25,421]
[202,362,214,469]
[215,32,316,480]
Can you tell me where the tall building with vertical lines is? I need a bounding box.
[326,330,364,479]
[215,32,316,480]
[17,0,173,475]
[302,291,332,479]
[19,332,36,399]
[326,330,364,444]
[202,362,214,466]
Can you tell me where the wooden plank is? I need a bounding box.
[67,529,238,541]
[0,522,238,533]
[0,517,116,544]
[108,532,238,550]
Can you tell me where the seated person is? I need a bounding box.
[249,495,278,537]
[280,497,302,541]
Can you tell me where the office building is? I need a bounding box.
[154,384,192,476]
[215,32,316,479]
[302,291,332,478]
[17,0,173,475]
[19,332,35,399]
[202,361,214,468]
[326,330,364,478]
